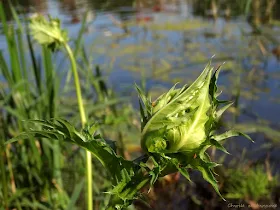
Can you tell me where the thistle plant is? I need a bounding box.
[28,14,92,210]
[136,62,252,197]
[6,14,252,210]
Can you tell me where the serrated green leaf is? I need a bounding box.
[5,133,34,144]
[6,119,150,209]
[177,167,191,182]
[210,139,230,154]
[110,168,132,194]
[213,130,253,142]
[138,99,147,129]
[195,161,225,201]
[209,66,221,102]
[215,101,234,120]
[198,145,211,161]
[149,156,161,187]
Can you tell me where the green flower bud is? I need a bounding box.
[136,61,252,199]
[29,14,69,51]
[139,64,213,154]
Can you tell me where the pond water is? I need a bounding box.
[1,0,280,161]
[1,1,280,209]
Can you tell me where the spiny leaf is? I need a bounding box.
[139,98,147,129]
[149,156,161,187]
[209,66,221,102]
[135,84,152,126]
[215,101,234,120]
[198,145,211,162]
[213,130,254,142]
[6,119,148,208]
[210,139,230,154]
[110,168,132,195]
[5,133,34,144]
[194,159,225,201]
[176,165,191,182]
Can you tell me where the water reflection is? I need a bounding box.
[14,0,47,13]
[1,0,280,141]
[2,0,280,24]
[59,0,82,23]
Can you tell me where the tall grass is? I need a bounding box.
[0,2,66,208]
[0,3,85,209]
[0,3,139,209]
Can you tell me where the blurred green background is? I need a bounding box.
[0,0,279,209]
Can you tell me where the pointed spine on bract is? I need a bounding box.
[136,61,253,199]
[138,62,213,154]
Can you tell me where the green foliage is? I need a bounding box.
[224,165,278,201]
[0,4,100,209]
[137,61,252,200]
[29,14,69,51]
[0,3,68,209]
[6,61,253,209]
[29,13,95,210]
[4,2,279,209]
[6,119,148,209]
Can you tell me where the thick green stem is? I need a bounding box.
[64,44,92,210]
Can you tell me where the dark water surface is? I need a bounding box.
[1,0,280,161]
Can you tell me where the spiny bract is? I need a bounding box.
[136,61,252,198]
[138,62,218,154]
